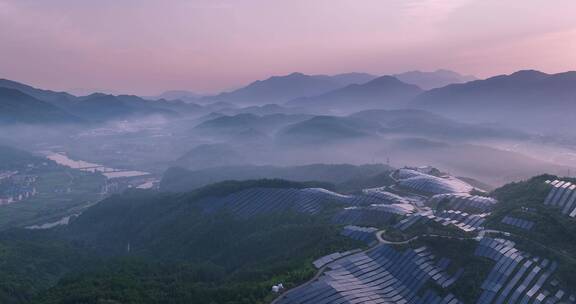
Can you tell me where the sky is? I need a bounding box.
[0,0,575,95]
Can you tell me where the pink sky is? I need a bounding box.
[0,0,575,95]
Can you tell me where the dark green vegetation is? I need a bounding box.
[4,171,576,303]
[0,179,358,304]
[0,230,98,304]
[381,220,471,243]
[487,174,576,289]
[0,169,105,230]
[160,163,393,193]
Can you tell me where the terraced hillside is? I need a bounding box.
[276,244,464,304]
[273,172,576,304]
[394,168,475,195]
[1,169,576,304]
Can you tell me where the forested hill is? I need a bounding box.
[0,179,358,304]
[2,175,576,303]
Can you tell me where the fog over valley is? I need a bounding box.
[2,1,576,303]
[2,70,576,189]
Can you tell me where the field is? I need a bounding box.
[0,168,105,230]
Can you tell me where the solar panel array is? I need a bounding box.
[196,185,423,219]
[543,180,576,217]
[341,225,379,245]
[333,203,415,226]
[361,187,412,205]
[197,188,329,218]
[501,216,535,231]
[197,187,394,219]
[434,210,488,232]
[333,207,397,227]
[394,213,431,231]
[427,194,498,214]
[396,169,473,195]
[276,244,464,304]
[313,250,362,269]
[394,210,487,232]
[474,238,574,304]
[302,188,395,206]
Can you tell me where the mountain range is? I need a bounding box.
[0,87,81,124]
[412,70,576,131]
[274,109,525,145]
[200,72,353,105]
[0,80,198,124]
[0,69,476,125]
[150,90,202,102]
[286,76,424,113]
[3,69,576,134]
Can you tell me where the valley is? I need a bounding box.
[2,60,576,304]
[3,2,576,303]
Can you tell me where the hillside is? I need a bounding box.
[201,72,345,105]
[193,113,310,138]
[175,143,250,169]
[275,109,526,147]
[326,72,378,86]
[0,79,200,123]
[0,145,49,170]
[486,175,576,287]
[287,76,423,113]
[64,93,176,121]
[350,109,527,139]
[0,179,358,304]
[0,79,76,106]
[275,116,377,145]
[411,70,576,132]
[1,173,576,303]
[160,163,394,193]
[0,88,81,125]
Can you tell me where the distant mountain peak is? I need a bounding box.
[258,72,308,83]
[411,69,576,132]
[0,87,81,124]
[83,92,111,98]
[201,72,344,105]
[364,75,405,86]
[394,69,477,90]
[286,75,423,113]
[286,72,306,77]
[507,69,549,80]
[149,90,201,102]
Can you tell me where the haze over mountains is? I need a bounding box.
[0,87,81,124]
[394,69,477,90]
[7,68,574,128]
[200,72,349,105]
[4,0,576,302]
[412,70,576,132]
[3,68,576,303]
[3,68,576,183]
[287,76,423,113]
